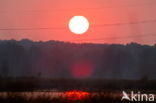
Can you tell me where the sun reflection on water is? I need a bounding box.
[64,90,90,100]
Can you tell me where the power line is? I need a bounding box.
[68,33,156,41]
[0,27,65,30]
[93,19,156,27]
[0,19,155,31]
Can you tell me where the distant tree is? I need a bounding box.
[1,60,9,77]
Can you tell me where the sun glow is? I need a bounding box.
[68,16,89,34]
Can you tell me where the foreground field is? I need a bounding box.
[0,90,155,103]
[0,91,122,103]
[0,78,156,92]
[0,78,156,103]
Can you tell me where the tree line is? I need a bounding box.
[0,39,156,79]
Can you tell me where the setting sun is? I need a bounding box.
[68,16,89,35]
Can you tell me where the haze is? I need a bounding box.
[0,0,156,45]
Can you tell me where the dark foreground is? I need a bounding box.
[0,78,156,103]
[0,78,156,92]
[0,92,154,103]
[0,91,154,103]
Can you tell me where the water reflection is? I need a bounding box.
[65,90,90,100]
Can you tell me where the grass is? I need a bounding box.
[0,92,121,103]
[0,91,154,103]
[0,78,155,103]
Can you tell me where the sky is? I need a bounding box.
[0,0,156,44]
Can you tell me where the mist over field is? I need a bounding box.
[0,39,156,80]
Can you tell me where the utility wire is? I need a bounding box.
[0,27,65,30]
[0,19,156,31]
[70,33,156,42]
[93,19,156,27]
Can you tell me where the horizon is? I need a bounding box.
[0,38,155,46]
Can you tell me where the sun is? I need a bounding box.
[68,16,89,34]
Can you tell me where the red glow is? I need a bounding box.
[70,60,93,78]
[64,90,90,100]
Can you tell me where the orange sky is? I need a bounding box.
[0,0,156,44]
